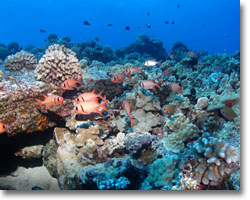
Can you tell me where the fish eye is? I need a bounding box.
[57,97,60,102]
[3,124,6,129]
[76,107,78,111]
[64,83,66,87]
[76,98,80,102]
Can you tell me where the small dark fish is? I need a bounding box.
[177,3,180,9]
[83,20,90,26]
[165,20,169,24]
[207,37,210,40]
[107,24,113,27]
[190,88,196,96]
[171,20,175,24]
[163,104,177,116]
[94,37,99,42]
[202,24,205,27]
[146,23,151,28]
[44,39,47,42]
[125,26,130,30]
[39,29,46,33]
[137,26,141,29]
[220,106,237,121]
[225,33,229,38]
[147,11,150,16]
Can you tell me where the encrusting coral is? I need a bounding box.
[141,155,179,190]
[35,44,81,86]
[162,113,199,152]
[4,50,37,71]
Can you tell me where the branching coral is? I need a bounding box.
[35,44,81,86]
[4,50,37,71]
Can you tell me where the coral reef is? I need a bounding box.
[4,51,37,71]
[0,42,22,60]
[0,35,240,191]
[115,34,167,62]
[35,44,81,86]
[71,40,115,64]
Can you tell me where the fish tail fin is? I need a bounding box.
[35,98,44,107]
[125,72,132,79]
[100,100,109,112]
[98,90,105,99]
[156,80,163,88]
[96,112,105,119]
[140,68,145,74]
[130,117,136,127]
[77,76,83,85]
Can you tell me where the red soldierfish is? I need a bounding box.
[36,95,64,110]
[184,49,198,58]
[169,50,174,60]
[124,66,144,75]
[0,122,7,134]
[111,71,131,83]
[61,75,82,90]
[140,79,162,91]
[170,83,182,94]
[75,90,104,104]
[123,100,135,127]
[74,100,109,115]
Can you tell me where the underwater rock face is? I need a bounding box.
[0,166,59,190]
[43,139,58,178]
[0,81,73,135]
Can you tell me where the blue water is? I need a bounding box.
[0,0,239,54]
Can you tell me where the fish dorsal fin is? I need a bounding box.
[92,90,96,94]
